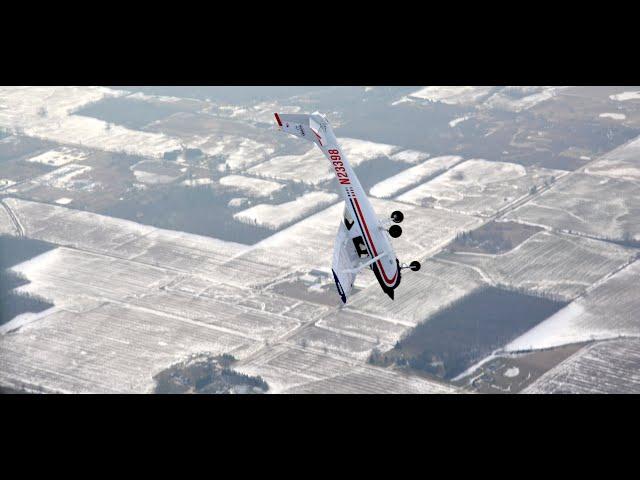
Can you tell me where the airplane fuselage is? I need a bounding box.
[315,128,401,298]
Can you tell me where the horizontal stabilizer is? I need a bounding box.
[274,112,331,147]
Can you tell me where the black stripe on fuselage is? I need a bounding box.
[348,196,400,293]
[348,197,374,259]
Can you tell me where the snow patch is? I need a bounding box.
[599,112,626,120]
[133,170,178,185]
[0,86,182,158]
[503,367,520,378]
[409,86,494,105]
[248,137,400,185]
[182,177,213,187]
[390,149,430,164]
[36,164,92,190]
[449,116,470,127]
[219,175,284,198]
[25,147,89,167]
[233,191,339,230]
[505,302,586,352]
[610,91,640,101]
[370,155,463,199]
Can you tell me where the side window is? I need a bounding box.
[343,206,355,230]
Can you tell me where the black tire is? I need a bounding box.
[391,210,404,224]
[410,261,421,272]
[388,225,402,238]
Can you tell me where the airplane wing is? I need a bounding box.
[331,220,361,304]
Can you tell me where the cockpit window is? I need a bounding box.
[343,206,355,230]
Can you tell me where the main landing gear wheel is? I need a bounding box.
[388,225,402,238]
[409,261,421,272]
[391,211,404,224]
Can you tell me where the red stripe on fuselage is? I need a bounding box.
[352,197,398,286]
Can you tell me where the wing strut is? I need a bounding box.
[338,252,387,274]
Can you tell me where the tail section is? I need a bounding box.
[274,112,332,147]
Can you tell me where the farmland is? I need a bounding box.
[2,85,640,393]
[505,259,640,351]
[523,339,640,394]
[503,173,640,243]
[397,159,565,217]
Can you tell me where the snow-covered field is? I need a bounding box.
[339,137,399,162]
[449,116,470,128]
[287,325,379,361]
[504,173,640,242]
[247,148,329,185]
[369,197,483,257]
[505,260,640,352]
[408,86,495,105]
[233,191,339,230]
[523,339,640,394]
[24,147,89,167]
[125,91,187,104]
[3,86,639,394]
[0,86,182,158]
[369,155,463,198]
[610,91,640,102]
[213,102,302,125]
[236,197,481,293]
[0,203,17,235]
[347,259,486,326]
[404,86,566,112]
[2,198,247,267]
[0,300,261,393]
[436,231,636,301]
[247,138,403,185]
[219,174,284,198]
[0,86,124,123]
[0,178,16,189]
[599,112,626,120]
[31,163,92,190]
[130,160,185,185]
[389,149,430,164]
[182,177,213,187]
[584,134,640,182]
[132,170,178,185]
[0,194,461,394]
[244,202,346,278]
[235,344,457,394]
[397,159,564,217]
[191,134,275,171]
[481,86,567,112]
[316,308,410,349]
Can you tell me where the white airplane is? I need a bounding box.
[274,112,421,304]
